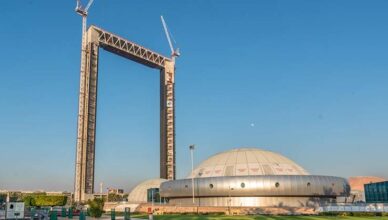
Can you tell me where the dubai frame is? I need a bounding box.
[74,25,176,202]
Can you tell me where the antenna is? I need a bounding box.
[161,15,180,60]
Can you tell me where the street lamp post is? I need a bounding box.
[151,190,154,212]
[189,145,195,204]
[99,182,103,199]
[228,186,234,215]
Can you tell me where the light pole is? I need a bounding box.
[228,186,234,215]
[189,144,195,204]
[100,182,103,198]
[151,190,154,211]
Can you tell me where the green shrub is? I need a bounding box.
[87,198,104,218]
[0,194,7,204]
[31,195,67,207]
[22,196,34,207]
[318,212,339,216]
[319,211,386,217]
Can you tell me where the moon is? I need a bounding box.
[250,123,255,127]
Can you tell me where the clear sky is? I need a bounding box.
[0,0,387,192]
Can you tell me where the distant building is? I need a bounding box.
[92,193,109,202]
[348,176,386,202]
[365,181,388,203]
[108,188,124,195]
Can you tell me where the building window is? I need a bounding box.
[241,182,245,188]
[209,184,214,189]
[275,182,280,188]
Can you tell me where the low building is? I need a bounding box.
[365,181,388,203]
[108,188,124,195]
[348,176,386,202]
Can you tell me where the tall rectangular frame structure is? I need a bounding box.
[74,26,176,202]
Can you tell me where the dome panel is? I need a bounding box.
[245,152,257,163]
[188,148,308,178]
[247,162,263,175]
[236,151,246,163]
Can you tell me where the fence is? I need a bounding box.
[318,204,388,213]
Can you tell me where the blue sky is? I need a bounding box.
[0,0,387,192]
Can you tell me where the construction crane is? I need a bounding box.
[75,0,95,74]
[161,16,180,61]
[75,0,95,44]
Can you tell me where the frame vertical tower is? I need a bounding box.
[74,26,176,202]
[160,60,175,180]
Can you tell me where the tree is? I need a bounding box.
[9,192,23,202]
[22,196,34,207]
[31,195,67,207]
[22,193,46,207]
[108,193,122,202]
[87,198,104,218]
[0,194,7,204]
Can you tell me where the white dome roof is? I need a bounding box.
[188,148,308,178]
[127,178,167,203]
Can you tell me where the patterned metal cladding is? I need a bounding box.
[74,41,99,201]
[169,197,336,207]
[160,175,350,198]
[159,60,176,180]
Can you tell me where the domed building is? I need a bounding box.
[160,148,350,208]
[187,148,308,178]
[127,178,167,203]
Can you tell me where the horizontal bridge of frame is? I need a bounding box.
[89,25,171,69]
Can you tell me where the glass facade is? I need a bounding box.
[147,188,167,203]
[364,181,388,203]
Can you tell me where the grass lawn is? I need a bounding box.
[131,214,388,220]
